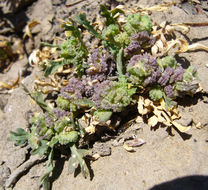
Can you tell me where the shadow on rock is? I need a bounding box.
[149,175,208,190]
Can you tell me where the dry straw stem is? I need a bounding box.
[137,96,191,133]
[151,22,208,56]
[23,20,39,40]
[0,73,20,90]
[34,75,63,94]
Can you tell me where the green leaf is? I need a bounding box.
[163,93,177,110]
[183,66,198,83]
[44,60,65,77]
[100,5,124,26]
[75,14,103,39]
[40,42,60,49]
[149,86,164,101]
[70,144,89,178]
[157,56,177,70]
[48,137,59,148]
[77,149,89,157]
[10,128,28,146]
[22,84,52,113]
[94,110,113,123]
[31,140,49,157]
[100,5,116,26]
[58,131,79,145]
[32,91,52,113]
[68,154,79,174]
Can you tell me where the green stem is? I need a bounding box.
[116,48,124,77]
[40,42,60,49]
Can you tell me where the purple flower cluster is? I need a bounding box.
[164,85,174,98]
[124,31,155,56]
[53,108,69,118]
[91,80,111,109]
[59,49,117,105]
[60,77,84,99]
[144,68,162,86]
[128,53,157,70]
[158,66,174,86]
[170,66,184,83]
[86,49,116,82]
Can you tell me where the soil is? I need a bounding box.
[0,0,208,190]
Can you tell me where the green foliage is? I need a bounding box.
[175,81,199,95]
[102,25,121,56]
[40,148,54,190]
[124,13,152,35]
[94,110,113,123]
[31,140,49,157]
[183,66,198,83]
[157,56,177,70]
[127,59,151,85]
[60,37,84,59]
[44,20,88,77]
[102,24,120,39]
[57,96,71,111]
[10,128,28,146]
[100,4,124,26]
[115,32,130,46]
[149,86,164,101]
[69,144,89,178]
[100,78,136,112]
[22,84,52,112]
[75,13,103,39]
[58,131,79,145]
[54,116,71,133]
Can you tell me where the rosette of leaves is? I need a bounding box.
[123,13,152,36]
[92,77,136,112]
[127,53,158,86]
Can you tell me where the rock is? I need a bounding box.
[92,142,111,157]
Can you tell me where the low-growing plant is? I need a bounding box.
[10,4,200,190]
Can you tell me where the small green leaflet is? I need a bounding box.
[75,14,103,39]
[94,110,113,123]
[44,60,65,77]
[100,4,124,26]
[100,4,116,26]
[31,140,49,157]
[22,84,52,113]
[10,128,28,146]
[69,144,89,178]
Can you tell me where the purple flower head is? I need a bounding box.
[170,66,184,83]
[158,66,174,86]
[53,108,69,118]
[164,85,175,98]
